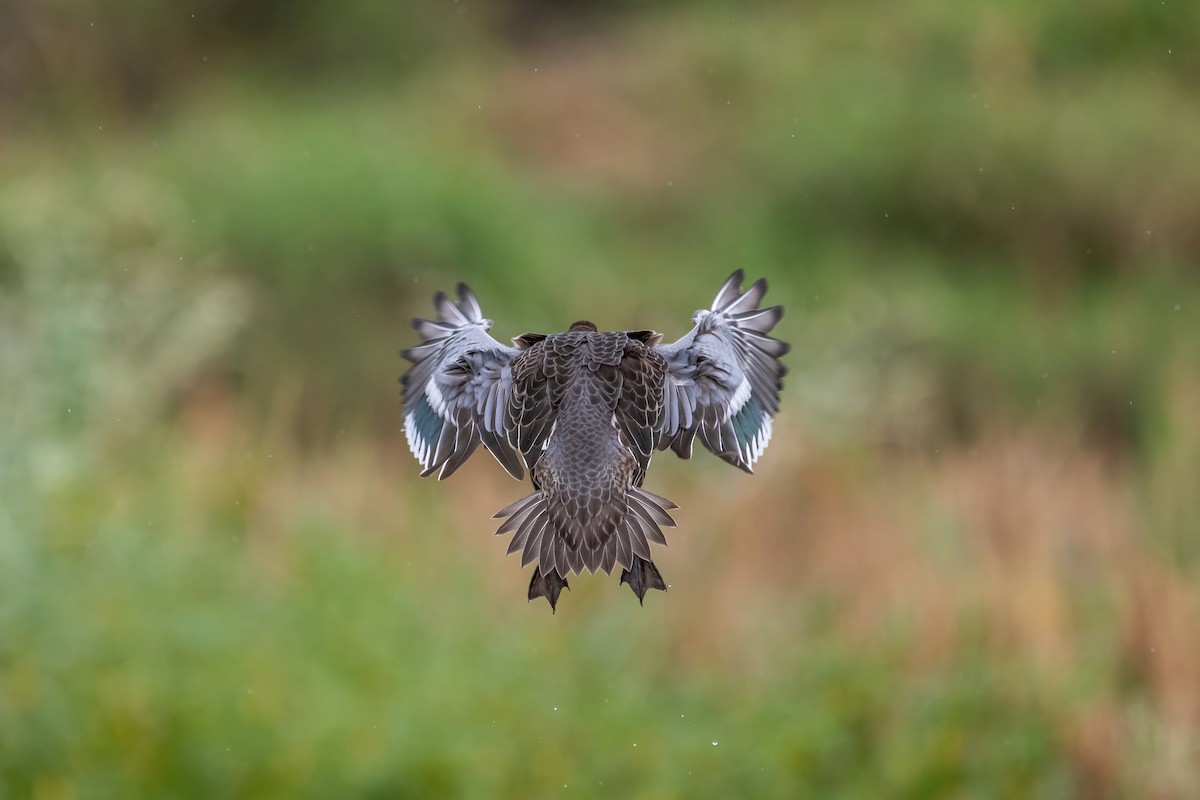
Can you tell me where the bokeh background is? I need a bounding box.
[3,1,1199,797]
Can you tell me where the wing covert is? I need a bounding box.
[654,270,788,472]
[615,338,667,483]
[400,283,525,480]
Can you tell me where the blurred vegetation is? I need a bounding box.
[2,1,1199,797]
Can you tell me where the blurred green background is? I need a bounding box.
[2,1,1199,797]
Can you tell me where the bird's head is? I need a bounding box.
[568,320,598,332]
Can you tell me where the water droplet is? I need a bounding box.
[712,740,719,746]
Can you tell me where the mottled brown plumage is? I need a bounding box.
[502,330,672,595]
[400,271,787,611]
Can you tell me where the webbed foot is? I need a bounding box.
[619,558,667,605]
[528,569,570,613]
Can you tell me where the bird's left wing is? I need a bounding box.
[654,270,789,472]
[401,283,525,480]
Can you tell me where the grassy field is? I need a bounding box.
[3,2,1200,797]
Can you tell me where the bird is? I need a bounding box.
[400,270,788,611]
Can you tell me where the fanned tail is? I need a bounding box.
[492,487,678,609]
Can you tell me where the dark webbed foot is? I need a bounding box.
[528,569,570,613]
[620,558,667,605]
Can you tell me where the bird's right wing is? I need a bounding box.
[654,270,788,472]
[401,284,525,480]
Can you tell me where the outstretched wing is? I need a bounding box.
[400,283,525,480]
[655,270,788,472]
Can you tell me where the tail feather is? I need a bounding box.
[636,487,679,510]
[600,536,618,574]
[496,503,537,535]
[567,542,584,575]
[630,508,668,546]
[492,486,679,609]
[614,529,633,572]
[511,502,547,550]
[492,493,540,519]
[539,531,556,576]
[627,522,652,561]
[519,519,548,567]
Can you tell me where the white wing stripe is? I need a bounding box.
[424,380,447,415]
[727,377,752,421]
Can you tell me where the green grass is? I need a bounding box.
[2,469,1076,799]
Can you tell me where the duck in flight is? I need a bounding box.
[401,270,788,611]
